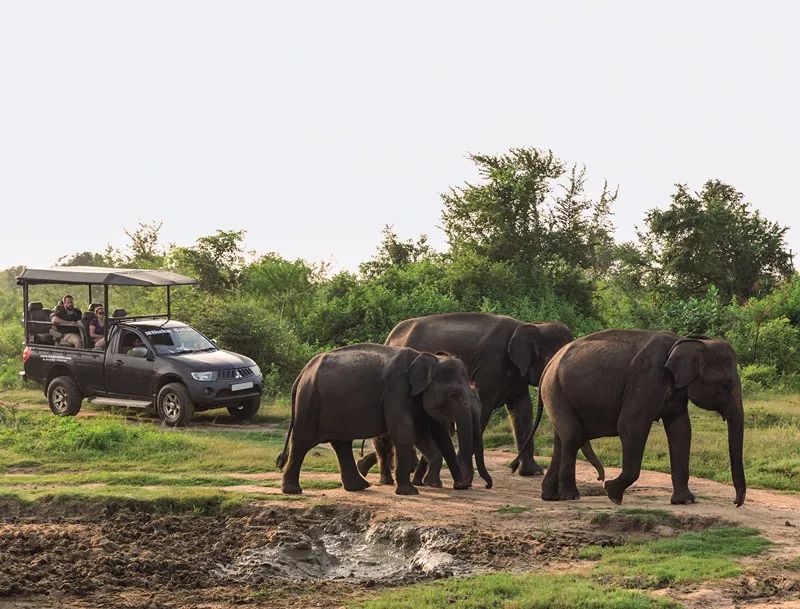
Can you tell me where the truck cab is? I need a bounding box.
[18,267,263,426]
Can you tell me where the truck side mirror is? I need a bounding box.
[130,346,149,359]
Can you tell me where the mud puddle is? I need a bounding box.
[215,512,465,584]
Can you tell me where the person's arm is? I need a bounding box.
[89,322,99,339]
[51,309,68,326]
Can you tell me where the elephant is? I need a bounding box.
[358,312,601,485]
[363,385,493,489]
[275,343,480,496]
[536,330,746,507]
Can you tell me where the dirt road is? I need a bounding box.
[1,451,799,609]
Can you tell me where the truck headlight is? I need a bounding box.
[191,371,218,382]
[253,365,262,378]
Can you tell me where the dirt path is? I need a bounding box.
[1,451,800,609]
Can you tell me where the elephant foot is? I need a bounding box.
[422,474,443,488]
[452,479,471,490]
[604,479,626,505]
[670,489,697,505]
[411,475,424,487]
[395,483,420,496]
[282,482,302,495]
[515,460,544,477]
[558,487,581,501]
[342,477,371,492]
[356,453,377,477]
[541,477,559,501]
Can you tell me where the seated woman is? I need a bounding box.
[88,306,108,349]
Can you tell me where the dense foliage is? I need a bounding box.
[1,147,796,395]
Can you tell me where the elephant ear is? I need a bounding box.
[665,339,707,388]
[508,324,541,377]
[406,352,440,396]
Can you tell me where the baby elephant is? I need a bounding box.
[276,344,476,495]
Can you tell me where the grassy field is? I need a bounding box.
[1,386,799,504]
[0,386,793,608]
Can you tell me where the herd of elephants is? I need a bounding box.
[276,312,747,508]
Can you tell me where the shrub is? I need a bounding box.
[190,297,315,393]
[739,364,778,394]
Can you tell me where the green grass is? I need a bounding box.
[786,556,800,572]
[579,527,772,587]
[591,508,681,529]
[351,573,680,609]
[497,504,532,515]
[0,487,302,515]
[5,386,800,501]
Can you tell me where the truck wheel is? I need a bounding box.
[47,376,82,416]
[157,383,195,427]
[227,396,261,421]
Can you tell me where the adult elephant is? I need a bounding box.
[358,313,580,483]
[538,330,746,507]
[276,344,480,496]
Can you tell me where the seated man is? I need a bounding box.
[50,295,83,348]
[126,336,145,355]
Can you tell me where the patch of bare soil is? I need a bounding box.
[3,452,800,608]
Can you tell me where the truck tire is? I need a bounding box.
[156,383,195,427]
[227,396,261,421]
[47,376,82,416]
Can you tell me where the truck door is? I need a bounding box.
[105,327,156,400]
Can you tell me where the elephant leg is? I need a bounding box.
[663,409,696,505]
[557,429,582,501]
[412,454,428,486]
[281,439,314,495]
[428,419,469,490]
[332,440,371,491]
[413,424,443,487]
[386,414,418,496]
[356,450,378,478]
[506,392,544,476]
[373,435,396,485]
[541,432,561,501]
[604,417,651,505]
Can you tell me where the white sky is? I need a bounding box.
[1,2,798,272]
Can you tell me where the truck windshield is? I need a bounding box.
[143,326,216,355]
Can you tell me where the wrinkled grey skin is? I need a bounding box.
[276,343,476,496]
[358,313,576,484]
[539,330,746,507]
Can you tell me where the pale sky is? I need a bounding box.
[1,2,798,272]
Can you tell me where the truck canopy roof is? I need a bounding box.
[16,267,198,287]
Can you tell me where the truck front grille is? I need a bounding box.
[219,367,254,380]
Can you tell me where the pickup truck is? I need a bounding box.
[22,318,264,426]
[17,266,263,426]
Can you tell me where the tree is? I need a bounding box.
[242,253,320,319]
[123,221,165,267]
[168,230,248,293]
[641,180,793,302]
[359,225,436,279]
[440,148,616,315]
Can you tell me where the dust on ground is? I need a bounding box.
[2,452,800,609]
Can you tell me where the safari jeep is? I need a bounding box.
[18,266,263,426]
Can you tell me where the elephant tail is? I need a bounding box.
[276,378,299,470]
[510,389,544,474]
[580,441,605,481]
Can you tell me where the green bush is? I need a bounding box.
[190,297,315,394]
[739,364,778,394]
[0,321,23,361]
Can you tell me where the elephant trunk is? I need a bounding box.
[726,391,746,507]
[472,402,492,488]
[455,404,474,487]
